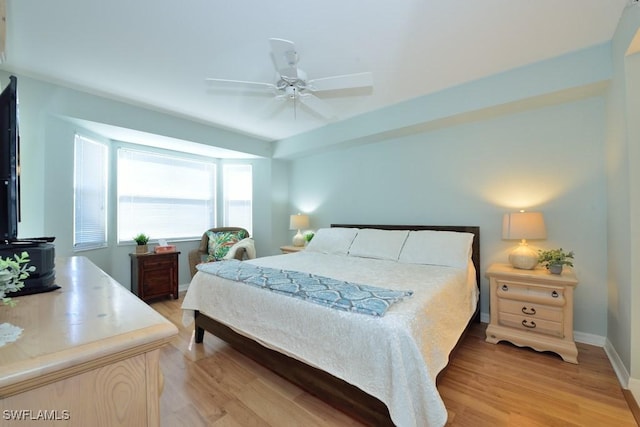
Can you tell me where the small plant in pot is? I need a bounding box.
[538,248,574,274]
[133,233,150,254]
[304,231,315,245]
[0,251,36,306]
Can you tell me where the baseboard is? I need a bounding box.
[179,283,189,293]
[482,316,632,390]
[480,311,489,324]
[574,330,606,346]
[480,315,606,347]
[604,337,631,390]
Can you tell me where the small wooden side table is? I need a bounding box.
[130,251,181,302]
[280,245,305,254]
[485,263,579,363]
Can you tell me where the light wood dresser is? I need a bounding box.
[485,262,579,364]
[0,256,178,426]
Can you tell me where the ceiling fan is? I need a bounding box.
[205,38,373,119]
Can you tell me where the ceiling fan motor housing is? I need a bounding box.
[277,69,308,98]
[284,85,297,98]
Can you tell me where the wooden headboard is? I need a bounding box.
[331,224,481,321]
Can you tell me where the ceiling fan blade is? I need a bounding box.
[205,78,276,92]
[260,96,288,118]
[269,38,298,80]
[298,93,335,119]
[307,72,373,92]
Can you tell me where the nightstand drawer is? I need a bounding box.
[140,258,174,270]
[496,280,566,307]
[498,298,563,322]
[499,312,564,338]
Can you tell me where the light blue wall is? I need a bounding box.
[275,43,612,159]
[607,4,640,391]
[282,26,639,385]
[2,72,286,289]
[284,44,612,337]
[288,96,608,336]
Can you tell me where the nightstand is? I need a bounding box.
[485,263,579,364]
[130,251,181,302]
[280,245,305,254]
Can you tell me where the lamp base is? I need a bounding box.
[509,244,539,270]
[292,230,305,247]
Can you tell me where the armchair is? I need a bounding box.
[188,227,250,277]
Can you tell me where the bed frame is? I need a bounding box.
[194,224,480,426]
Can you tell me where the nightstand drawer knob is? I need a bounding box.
[522,319,537,329]
[501,284,509,291]
[522,306,536,315]
[551,290,559,298]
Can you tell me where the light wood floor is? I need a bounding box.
[151,294,638,426]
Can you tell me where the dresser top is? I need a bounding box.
[0,256,177,396]
[486,262,578,285]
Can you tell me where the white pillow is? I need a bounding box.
[305,227,358,255]
[348,229,409,261]
[398,230,474,269]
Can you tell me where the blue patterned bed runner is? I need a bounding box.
[197,260,413,317]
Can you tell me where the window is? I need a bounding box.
[117,148,216,242]
[223,164,252,235]
[73,135,108,251]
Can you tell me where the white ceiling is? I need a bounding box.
[1,0,630,143]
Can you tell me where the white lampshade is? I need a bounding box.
[502,211,547,240]
[289,213,309,247]
[289,213,309,231]
[502,211,546,269]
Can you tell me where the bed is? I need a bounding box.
[182,224,480,427]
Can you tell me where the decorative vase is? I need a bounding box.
[548,264,563,275]
[136,244,148,254]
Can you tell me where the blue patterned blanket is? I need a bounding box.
[197,260,413,317]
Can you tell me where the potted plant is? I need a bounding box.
[0,251,35,306]
[538,248,575,274]
[133,233,150,254]
[304,231,315,245]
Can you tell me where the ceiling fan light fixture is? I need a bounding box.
[285,86,297,99]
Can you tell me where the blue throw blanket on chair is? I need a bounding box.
[197,260,413,317]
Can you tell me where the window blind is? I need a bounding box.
[117,148,216,242]
[73,135,108,250]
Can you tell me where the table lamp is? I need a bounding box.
[289,213,309,247]
[502,211,547,269]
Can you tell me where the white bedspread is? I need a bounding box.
[182,252,478,427]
